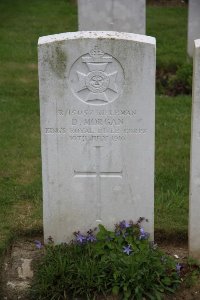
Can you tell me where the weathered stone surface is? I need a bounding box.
[78,0,146,34]
[38,31,155,243]
[189,39,200,260]
[1,238,41,300]
[187,0,200,57]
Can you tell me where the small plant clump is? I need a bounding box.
[30,218,182,300]
[156,63,193,96]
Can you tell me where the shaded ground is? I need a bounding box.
[1,236,200,300]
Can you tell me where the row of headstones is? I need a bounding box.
[78,0,200,57]
[38,1,200,260]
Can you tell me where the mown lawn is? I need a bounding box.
[0,0,77,254]
[147,6,188,68]
[0,0,191,254]
[155,95,191,236]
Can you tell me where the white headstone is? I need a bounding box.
[189,39,200,260]
[187,0,200,57]
[78,0,146,34]
[38,31,155,244]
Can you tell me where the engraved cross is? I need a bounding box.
[74,146,123,221]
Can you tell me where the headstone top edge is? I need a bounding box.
[38,31,155,46]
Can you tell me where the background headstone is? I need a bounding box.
[78,0,146,34]
[38,31,155,244]
[189,39,200,260]
[187,0,200,57]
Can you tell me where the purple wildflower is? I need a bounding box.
[115,230,121,236]
[139,227,150,240]
[176,263,182,274]
[34,240,42,249]
[87,234,96,242]
[74,232,86,244]
[119,220,130,230]
[123,244,132,255]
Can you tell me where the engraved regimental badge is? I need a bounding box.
[69,46,124,105]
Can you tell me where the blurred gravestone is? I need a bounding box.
[189,39,200,260]
[38,31,155,243]
[188,0,200,57]
[78,0,146,34]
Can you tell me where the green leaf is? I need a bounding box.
[112,286,119,295]
[162,276,172,286]
[164,286,176,293]
[124,289,131,298]
[96,225,108,239]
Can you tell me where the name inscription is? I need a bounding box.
[45,107,148,142]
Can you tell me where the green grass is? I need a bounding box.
[155,95,191,236]
[0,0,192,255]
[0,0,77,253]
[147,6,188,69]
